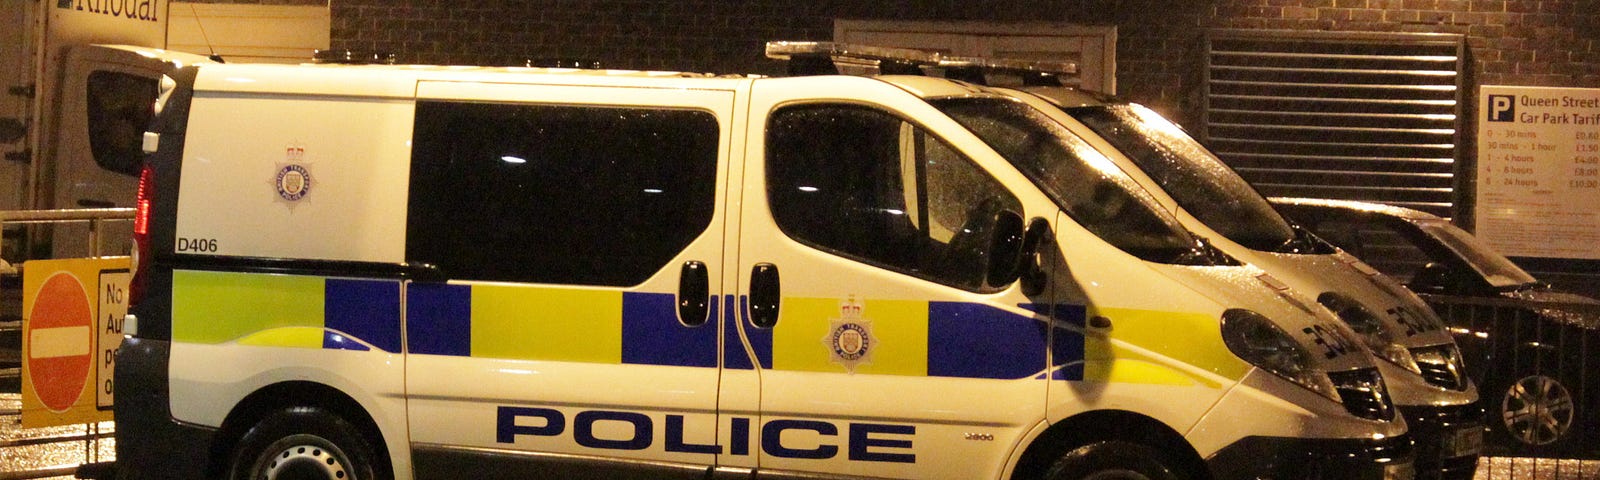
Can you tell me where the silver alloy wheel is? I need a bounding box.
[254,434,351,480]
[1501,374,1576,446]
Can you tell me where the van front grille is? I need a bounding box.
[1412,344,1467,391]
[1328,367,1395,421]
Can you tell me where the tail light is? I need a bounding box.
[129,164,153,306]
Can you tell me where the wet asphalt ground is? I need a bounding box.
[1475,458,1600,479]
[0,394,113,480]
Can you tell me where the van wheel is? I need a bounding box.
[229,407,384,480]
[1044,440,1184,480]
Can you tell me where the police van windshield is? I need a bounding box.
[931,97,1213,265]
[1065,104,1307,253]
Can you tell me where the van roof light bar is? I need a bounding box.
[765,41,940,76]
[313,49,398,65]
[764,41,1081,87]
[938,56,1078,87]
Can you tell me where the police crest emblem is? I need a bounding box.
[824,296,875,373]
[274,146,313,206]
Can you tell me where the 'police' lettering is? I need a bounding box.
[496,406,564,443]
[762,419,838,459]
[494,406,915,463]
[850,423,916,463]
[573,410,652,451]
[729,417,751,456]
[665,415,720,454]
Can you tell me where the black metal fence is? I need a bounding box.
[1423,293,1600,462]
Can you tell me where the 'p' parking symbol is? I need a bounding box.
[1488,95,1516,122]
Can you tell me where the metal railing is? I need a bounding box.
[1422,293,1600,460]
[0,395,114,480]
[0,422,113,480]
[0,210,131,478]
[0,208,135,275]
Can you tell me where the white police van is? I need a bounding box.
[113,42,1414,480]
[1003,86,1481,478]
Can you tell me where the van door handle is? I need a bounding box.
[748,263,780,328]
[405,261,448,283]
[678,261,709,326]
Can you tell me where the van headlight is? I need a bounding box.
[1221,309,1340,403]
[1317,293,1421,375]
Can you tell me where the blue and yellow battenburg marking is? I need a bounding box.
[407,283,718,368]
[409,285,1059,380]
[171,271,1244,384]
[171,270,402,352]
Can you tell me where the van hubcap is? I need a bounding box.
[258,437,349,480]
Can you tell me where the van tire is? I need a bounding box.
[228,406,385,480]
[1044,440,1185,480]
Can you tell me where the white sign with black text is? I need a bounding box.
[1476,86,1600,260]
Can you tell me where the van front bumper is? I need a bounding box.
[1400,403,1483,480]
[1207,434,1416,480]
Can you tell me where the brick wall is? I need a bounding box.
[327,0,1598,121]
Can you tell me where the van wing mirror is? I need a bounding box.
[1019,218,1052,296]
[984,210,1027,288]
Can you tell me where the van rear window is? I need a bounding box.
[86,71,159,176]
[408,101,718,286]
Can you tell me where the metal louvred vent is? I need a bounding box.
[1202,30,1466,217]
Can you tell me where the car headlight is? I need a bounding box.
[1317,293,1421,375]
[1221,309,1340,403]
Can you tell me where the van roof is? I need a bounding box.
[80,44,751,98]
[101,44,1016,102]
[191,60,758,98]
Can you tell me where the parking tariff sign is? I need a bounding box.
[1476,85,1600,260]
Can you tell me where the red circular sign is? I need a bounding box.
[28,272,93,413]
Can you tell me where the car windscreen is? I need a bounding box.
[1065,104,1304,252]
[931,97,1209,265]
[1415,219,1537,289]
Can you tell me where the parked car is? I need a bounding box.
[1274,197,1600,457]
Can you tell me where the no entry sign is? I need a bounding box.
[27,272,94,413]
[21,257,127,428]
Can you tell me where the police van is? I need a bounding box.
[1001,87,1482,478]
[115,42,1413,480]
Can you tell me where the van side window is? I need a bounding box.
[408,101,719,286]
[86,71,159,176]
[766,104,1022,292]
